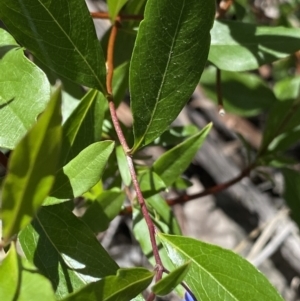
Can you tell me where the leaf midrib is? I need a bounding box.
[36,0,105,92]
[137,1,185,148]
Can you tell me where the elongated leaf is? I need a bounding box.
[0,0,107,92]
[1,89,62,242]
[200,67,276,116]
[0,28,50,149]
[63,268,154,301]
[0,244,56,301]
[60,89,105,166]
[50,141,114,199]
[282,168,300,228]
[116,145,131,186]
[153,124,212,187]
[81,190,125,232]
[152,262,190,296]
[107,0,128,21]
[0,244,19,300]
[159,234,284,301]
[274,76,300,101]
[130,0,215,150]
[209,20,300,71]
[19,203,119,299]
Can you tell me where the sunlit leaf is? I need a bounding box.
[159,233,284,301]
[0,0,107,92]
[62,268,154,301]
[0,28,50,149]
[1,89,62,242]
[19,203,119,299]
[130,0,215,150]
[209,20,300,71]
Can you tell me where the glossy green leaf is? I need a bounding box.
[139,171,166,198]
[1,89,62,242]
[152,262,190,296]
[60,89,105,166]
[200,67,276,116]
[159,234,284,301]
[0,0,107,92]
[19,203,119,299]
[0,28,50,149]
[81,190,125,233]
[153,124,212,187]
[107,0,128,21]
[209,20,300,71]
[63,268,154,301]
[130,0,215,150]
[0,244,56,301]
[50,141,114,199]
[282,168,300,228]
[116,145,131,186]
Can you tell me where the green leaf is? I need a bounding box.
[153,124,212,187]
[200,67,276,116]
[116,145,131,186]
[0,0,107,92]
[130,0,215,150]
[0,244,19,300]
[0,244,57,301]
[81,190,125,233]
[50,141,114,199]
[62,268,154,301]
[282,168,300,228]
[274,76,300,101]
[60,89,105,166]
[107,0,128,21]
[0,28,50,149]
[139,171,166,198]
[1,89,62,242]
[152,262,190,296]
[209,20,300,71]
[19,203,119,299]
[159,233,284,301]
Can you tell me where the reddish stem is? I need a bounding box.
[91,12,143,21]
[120,164,254,215]
[105,18,163,299]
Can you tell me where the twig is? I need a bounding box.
[120,163,255,214]
[105,19,163,301]
[91,12,143,21]
[216,0,233,19]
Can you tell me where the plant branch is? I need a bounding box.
[120,163,255,214]
[91,11,143,21]
[216,0,233,19]
[105,19,163,300]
